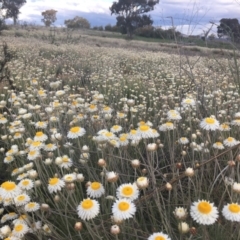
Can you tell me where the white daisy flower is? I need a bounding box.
[18,179,34,191]
[190,199,218,225]
[116,183,139,201]
[137,125,155,139]
[128,129,141,141]
[219,123,231,131]
[167,110,182,120]
[179,137,189,145]
[87,182,105,198]
[59,155,73,169]
[27,150,40,161]
[212,142,224,149]
[24,202,40,212]
[173,207,188,220]
[112,198,136,220]
[34,131,48,142]
[77,198,100,220]
[44,143,57,151]
[12,223,29,238]
[223,137,240,147]
[34,121,48,129]
[14,194,31,207]
[29,141,44,151]
[159,122,175,131]
[0,181,21,199]
[63,173,76,183]
[181,98,195,107]
[231,119,240,126]
[4,156,15,164]
[67,126,86,139]
[48,177,65,194]
[148,232,171,240]
[222,203,240,222]
[110,125,122,133]
[200,117,219,131]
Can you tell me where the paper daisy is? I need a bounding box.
[87,182,105,198]
[148,232,171,240]
[34,131,48,142]
[232,182,240,193]
[24,202,40,212]
[213,142,224,150]
[222,203,240,222]
[77,198,100,220]
[181,98,195,107]
[4,156,15,164]
[14,194,31,207]
[18,179,34,191]
[48,177,65,194]
[0,181,21,199]
[88,104,98,112]
[110,125,122,133]
[200,117,219,131]
[128,129,141,141]
[44,143,57,151]
[159,122,175,131]
[29,141,44,150]
[223,137,240,147]
[12,223,29,238]
[116,183,139,201]
[60,155,73,169]
[190,200,218,225]
[119,135,129,147]
[167,110,182,120]
[179,137,189,145]
[219,123,231,131]
[35,121,48,129]
[112,199,136,220]
[27,150,40,161]
[137,125,154,139]
[67,126,86,139]
[63,173,76,183]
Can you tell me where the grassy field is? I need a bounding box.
[0,26,239,240]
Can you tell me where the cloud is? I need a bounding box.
[15,0,240,35]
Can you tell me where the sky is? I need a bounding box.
[13,0,240,35]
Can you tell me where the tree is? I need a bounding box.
[2,0,26,25]
[64,16,90,29]
[110,0,159,38]
[41,9,57,27]
[217,18,240,42]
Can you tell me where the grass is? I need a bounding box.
[0,25,239,240]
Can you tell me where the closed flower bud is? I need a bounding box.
[165,182,172,191]
[98,158,106,167]
[185,167,194,177]
[131,159,140,168]
[74,222,83,231]
[111,225,120,235]
[178,222,190,234]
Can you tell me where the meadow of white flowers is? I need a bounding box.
[0,29,240,240]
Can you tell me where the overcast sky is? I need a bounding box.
[15,0,240,35]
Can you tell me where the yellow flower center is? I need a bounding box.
[29,150,36,156]
[154,236,165,240]
[14,224,24,232]
[198,201,212,214]
[38,122,44,126]
[5,156,12,161]
[15,132,21,136]
[139,121,146,125]
[221,124,229,129]
[215,142,222,146]
[105,132,113,137]
[36,131,44,137]
[49,178,59,185]
[228,203,240,213]
[91,182,101,190]
[112,125,120,130]
[185,99,192,103]
[130,130,137,134]
[22,180,30,186]
[27,202,36,208]
[38,90,44,95]
[227,137,233,142]
[19,214,27,220]
[205,118,215,124]
[137,177,145,182]
[70,127,80,133]
[165,122,173,127]
[1,181,16,191]
[62,156,69,162]
[139,125,150,131]
[32,141,41,147]
[120,136,127,142]
[103,106,110,111]
[46,144,53,148]
[118,201,130,211]
[89,104,96,109]
[122,186,133,196]
[17,195,26,201]
[81,199,93,209]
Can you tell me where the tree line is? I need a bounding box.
[0,0,240,42]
